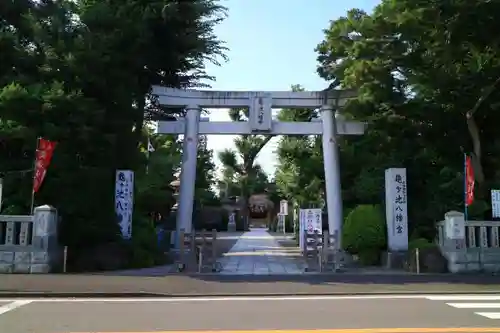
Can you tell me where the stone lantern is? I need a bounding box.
[169,178,181,210]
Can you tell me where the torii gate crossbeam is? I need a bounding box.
[152,86,366,249]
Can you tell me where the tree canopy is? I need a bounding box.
[275,0,500,238]
[217,108,273,226]
[0,0,225,266]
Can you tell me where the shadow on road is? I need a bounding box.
[1,271,500,298]
[186,272,500,285]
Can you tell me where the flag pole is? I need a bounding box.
[146,139,150,175]
[30,137,40,214]
[464,152,468,221]
[146,137,155,175]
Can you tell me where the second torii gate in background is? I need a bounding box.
[152,86,366,248]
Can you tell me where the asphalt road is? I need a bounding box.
[1,294,500,333]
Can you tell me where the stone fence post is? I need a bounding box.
[31,205,60,273]
[442,210,467,273]
[0,205,60,273]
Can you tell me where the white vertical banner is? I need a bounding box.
[384,168,408,251]
[491,190,500,218]
[115,170,134,239]
[302,208,322,234]
[300,208,322,251]
[313,209,322,234]
[279,200,288,215]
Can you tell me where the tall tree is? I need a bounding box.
[311,0,500,237]
[218,109,272,227]
[274,85,324,207]
[0,0,226,266]
[195,135,218,206]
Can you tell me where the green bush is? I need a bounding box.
[285,215,293,232]
[343,204,386,265]
[219,210,229,231]
[467,199,489,219]
[408,237,435,251]
[358,249,381,265]
[405,237,447,273]
[127,215,168,268]
[268,215,277,232]
[193,206,228,231]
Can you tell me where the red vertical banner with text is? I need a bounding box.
[33,138,57,193]
[465,154,475,206]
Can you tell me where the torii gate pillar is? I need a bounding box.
[152,87,366,249]
[176,105,200,237]
[320,105,343,243]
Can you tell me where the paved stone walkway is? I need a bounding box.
[217,228,307,274]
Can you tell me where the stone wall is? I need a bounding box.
[436,211,500,273]
[0,205,60,273]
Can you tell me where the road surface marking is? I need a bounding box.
[0,295,426,302]
[427,295,500,320]
[0,294,476,302]
[71,328,500,333]
[475,312,500,319]
[0,300,32,315]
[447,303,500,308]
[427,295,500,301]
[0,293,497,303]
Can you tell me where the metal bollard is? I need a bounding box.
[302,231,308,261]
[211,229,218,272]
[197,230,207,273]
[190,230,196,257]
[415,248,420,274]
[63,246,68,273]
[332,230,339,272]
[321,232,329,272]
[178,229,185,272]
[313,231,322,272]
[303,231,310,271]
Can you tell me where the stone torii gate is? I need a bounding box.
[152,86,366,248]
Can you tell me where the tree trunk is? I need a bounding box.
[133,96,146,146]
[240,175,250,230]
[464,75,500,195]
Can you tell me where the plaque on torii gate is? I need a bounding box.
[151,86,366,248]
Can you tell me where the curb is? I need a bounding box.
[1,290,500,298]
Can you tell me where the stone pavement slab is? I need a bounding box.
[217,228,306,274]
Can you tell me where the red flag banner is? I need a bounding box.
[465,155,475,206]
[33,138,57,193]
